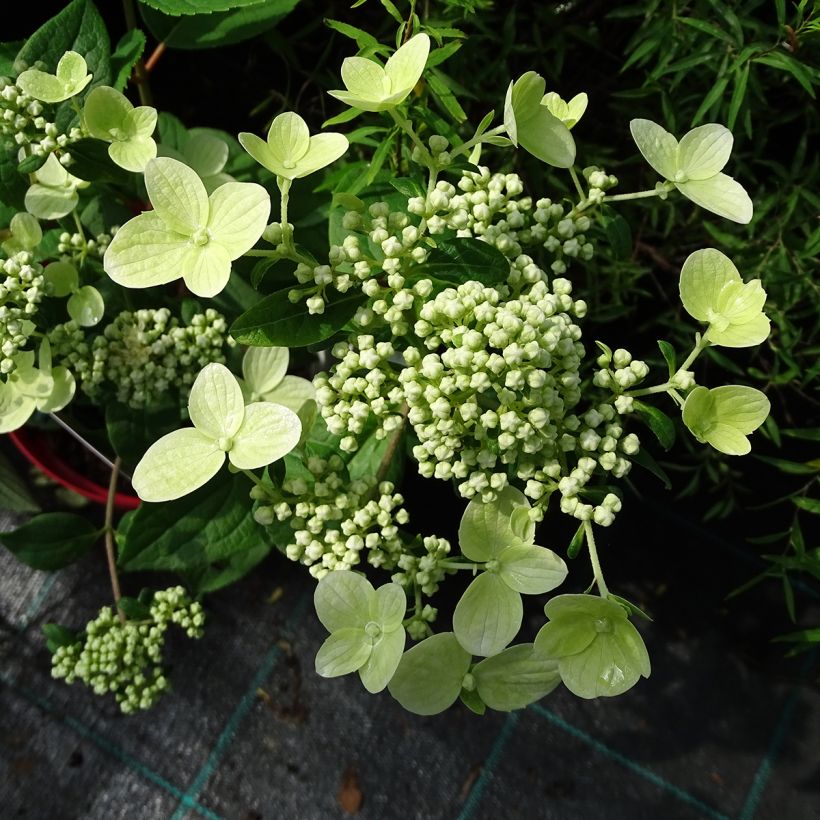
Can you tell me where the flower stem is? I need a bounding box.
[105,457,125,624]
[569,166,586,199]
[277,177,292,249]
[389,108,432,166]
[438,560,481,571]
[584,520,609,598]
[603,187,668,203]
[449,123,507,162]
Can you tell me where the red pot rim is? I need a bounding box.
[7,428,140,511]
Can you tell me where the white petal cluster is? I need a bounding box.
[57,227,115,262]
[49,307,232,408]
[50,586,204,714]
[0,251,44,373]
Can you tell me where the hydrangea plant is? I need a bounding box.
[0,0,774,715]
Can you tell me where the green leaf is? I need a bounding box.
[61,138,132,184]
[110,28,147,91]
[426,68,468,123]
[17,154,48,175]
[0,449,40,513]
[453,572,522,657]
[599,207,632,259]
[139,0,300,49]
[15,0,112,88]
[410,237,510,287]
[1,512,99,570]
[459,687,486,715]
[727,62,750,131]
[473,644,561,711]
[105,400,181,465]
[793,497,820,515]
[141,0,272,14]
[657,340,676,378]
[118,471,264,571]
[387,632,472,715]
[633,400,676,450]
[314,570,374,632]
[230,287,366,348]
[567,522,585,559]
[497,543,568,595]
[43,623,79,653]
[184,540,271,596]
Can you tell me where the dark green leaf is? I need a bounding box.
[754,455,818,475]
[657,340,676,378]
[230,286,366,348]
[0,41,23,75]
[184,541,271,596]
[427,69,467,123]
[110,28,147,91]
[324,18,379,49]
[633,400,676,450]
[65,138,132,184]
[727,62,749,130]
[409,237,510,287]
[0,150,27,211]
[140,0,299,49]
[141,0,271,14]
[567,522,585,559]
[1,512,100,570]
[106,401,181,465]
[0,449,40,513]
[17,153,47,174]
[15,0,111,86]
[118,471,267,572]
[117,596,152,621]
[630,447,672,489]
[389,177,426,199]
[599,207,632,259]
[43,623,79,653]
[793,497,820,515]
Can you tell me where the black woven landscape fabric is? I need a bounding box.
[1,505,818,820]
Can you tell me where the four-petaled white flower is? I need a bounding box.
[17,51,91,103]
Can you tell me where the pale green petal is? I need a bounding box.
[679,247,741,322]
[458,484,529,562]
[387,633,472,715]
[544,593,627,622]
[132,427,225,502]
[704,423,752,455]
[144,157,209,235]
[103,212,189,289]
[3,212,42,255]
[371,582,407,629]
[265,375,316,413]
[453,571,523,657]
[43,261,78,297]
[629,118,678,180]
[185,132,229,177]
[66,285,104,327]
[24,184,78,220]
[676,173,753,224]
[677,123,732,180]
[565,92,589,128]
[188,362,244,440]
[315,628,372,677]
[498,542,568,595]
[34,153,69,187]
[710,385,770,434]
[340,55,388,98]
[242,345,288,396]
[707,313,771,348]
[558,620,650,699]
[36,366,75,413]
[681,385,714,442]
[267,112,310,165]
[179,242,232,298]
[326,89,378,111]
[206,181,270,259]
[16,70,66,104]
[359,626,405,693]
[0,383,36,433]
[503,80,518,145]
[535,617,597,657]
[509,72,575,168]
[384,33,430,95]
[228,401,301,469]
[314,570,374,632]
[109,136,157,173]
[238,131,284,176]
[126,106,158,139]
[84,86,132,139]
[202,172,234,194]
[57,51,90,88]
[715,279,767,324]
[541,91,568,122]
[295,133,349,178]
[473,644,561,711]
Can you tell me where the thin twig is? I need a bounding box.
[144,42,166,74]
[48,413,132,481]
[105,457,126,623]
